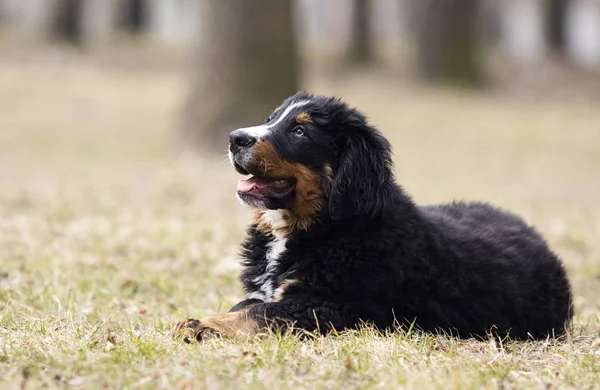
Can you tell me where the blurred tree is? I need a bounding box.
[0,2,8,25]
[49,0,118,46]
[178,0,299,153]
[80,0,118,46]
[347,0,374,66]
[53,0,82,44]
[118,0,148,33]
[416,0,483,86]
[546,0,569,53]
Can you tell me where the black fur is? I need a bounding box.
[230,93,573,340]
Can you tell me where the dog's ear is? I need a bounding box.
[328,118,395,220]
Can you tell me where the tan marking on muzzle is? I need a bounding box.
[251,140,326,234]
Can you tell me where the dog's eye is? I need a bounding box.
[293,126,305,136]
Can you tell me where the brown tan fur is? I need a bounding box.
[295,112,311,124]
[252,209,293,235]
[174,309,262,342]
[251,140,329,234]
[252,210,273,234]
[275,279,299,301]
[323,164,333,184]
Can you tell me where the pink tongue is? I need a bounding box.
[237,176,271,193]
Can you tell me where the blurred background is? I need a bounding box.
[0,1,599,323]
[1,0,599,152]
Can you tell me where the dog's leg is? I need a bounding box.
[228,298,263,312]
[174,309,263,343]
[174,299,264,343]
[174,294,352,342]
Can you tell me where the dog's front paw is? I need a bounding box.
[173,318,220,343]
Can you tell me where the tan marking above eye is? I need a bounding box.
[296,112,311,124]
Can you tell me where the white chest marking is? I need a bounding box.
[249,210,290,302]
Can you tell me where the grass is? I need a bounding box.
[0,55,599,389]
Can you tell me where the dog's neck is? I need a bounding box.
[252,187,416,238]
[253,209,293,237]
[253,208,325,237]
[260,209,288,235]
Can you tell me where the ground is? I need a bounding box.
[0,55,599,389]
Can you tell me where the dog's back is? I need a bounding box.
[414,201,573,338]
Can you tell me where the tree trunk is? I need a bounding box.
[10,0,117,46]
[178,0,299,154]
[416,0,483,86]
[0,1,10,24]
[118,0,148,33]
[347,0,373,66]
[15,0,59,40]
[53,0,83,44]
[80,0,118,46]
[546,0,569,53]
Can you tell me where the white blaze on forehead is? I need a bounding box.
[234,100,311,140]
[269,100,311,128]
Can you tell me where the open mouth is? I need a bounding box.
[234,159,296,200]
[232,155,296,203]
[237,174,296,199]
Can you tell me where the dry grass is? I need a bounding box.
[0,56,599,389]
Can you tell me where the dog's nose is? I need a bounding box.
[229,130,257,151]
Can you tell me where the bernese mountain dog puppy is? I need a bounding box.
[175,92,573,342]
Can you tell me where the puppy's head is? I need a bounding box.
[229,92,395,229]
